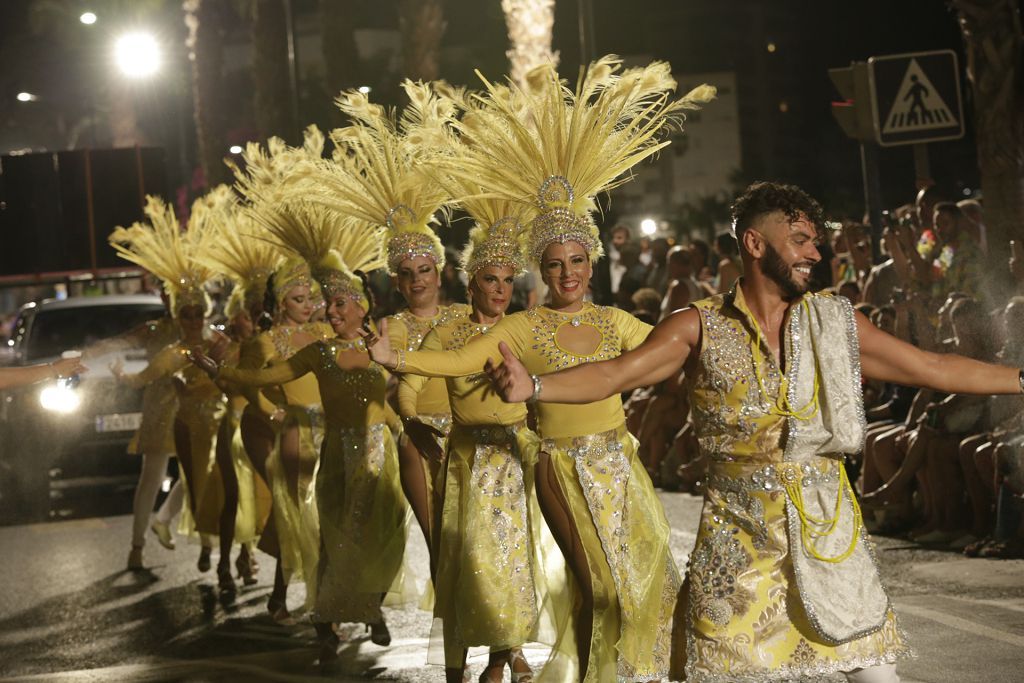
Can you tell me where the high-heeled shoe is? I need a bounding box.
[267,596,297,625]
[366,620,391,646]
[508,648,534,683]
[197,547,212,573]
[150,520,175,550]
[235,553,257,586]
[126,545,144,571]
[216,562,236,591]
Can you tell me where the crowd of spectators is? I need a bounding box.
[596,189,1024,560]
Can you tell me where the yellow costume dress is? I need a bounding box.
[124,341,225,539]
[398,303,679,682]
[220,339,410,624]
[128,316,179,457]
[680,285,912,682]
[386,304,470,438]
[399,312,562,668]
[242,322,333,599]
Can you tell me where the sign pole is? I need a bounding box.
[913,144,932,190]
[860,141,885,264]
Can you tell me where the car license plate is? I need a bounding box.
[95,412,142,433]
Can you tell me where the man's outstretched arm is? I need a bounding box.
[487,307,701,404]
[857,310,1020,395]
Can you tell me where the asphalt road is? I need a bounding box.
[1,492,1022,682]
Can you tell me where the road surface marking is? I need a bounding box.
[898,602,1024,648]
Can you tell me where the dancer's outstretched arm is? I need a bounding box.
[486,308,701,404]
[856,310,1020,395]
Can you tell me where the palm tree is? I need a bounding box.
[183,0,230,187]
[954,0,1024,256]
[320,0,361,98]
[250,0,295,141]
[501,0,559,88]
[398,0,446,81]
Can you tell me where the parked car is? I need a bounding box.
[0,294,166,521]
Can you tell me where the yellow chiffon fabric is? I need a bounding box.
[679,287,911,682]
[219,340,411,623]
[398,304,677,681]
[400,315,566,668]
[128,316,179,456]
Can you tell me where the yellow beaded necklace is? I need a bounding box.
[749,299,820,421]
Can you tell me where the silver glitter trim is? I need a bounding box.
[783,296,888,646]
[684,645,915,683]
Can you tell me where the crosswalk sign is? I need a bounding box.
[868,49,964,147]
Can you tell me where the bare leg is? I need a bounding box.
[131,451,172,548]
[862,426,902,495]
[154,477,184,526]
[865,428,929,504]
[535,452,594,681]
[959,436,994,536]
[399,437,435,573]
[215,418,239,571]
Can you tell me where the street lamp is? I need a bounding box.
[80,11,97,25]
[114,32,161,79]
[358,86,372,94]
[229,145,243,154]
[16,92,38,102]
[640,218,657,236]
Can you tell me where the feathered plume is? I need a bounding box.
[110,191,220,312]
[439,55,715,263]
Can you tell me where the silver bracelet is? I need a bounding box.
[527,373,543,403]
[1018,368,1023,394]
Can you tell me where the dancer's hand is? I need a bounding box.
[484,342,533,403]
[403,418,445,462]
[360,318,399,370]
[108,358,125,381]
[207,330,231,363]
[187,349,220,379]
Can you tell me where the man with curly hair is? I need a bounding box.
[486,181,1023,682]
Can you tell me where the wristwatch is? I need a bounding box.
[1018,368,1024,394]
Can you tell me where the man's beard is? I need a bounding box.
[762,241,807,299]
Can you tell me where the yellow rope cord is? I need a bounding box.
[750,299,819,421]
[784,464,863,564]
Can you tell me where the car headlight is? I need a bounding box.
[39,380,82,414]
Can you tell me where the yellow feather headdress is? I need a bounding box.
[295,80,458,274]
[194,202,280,319]
[443,55,716,264]
[454,186,528,277]
[247,199,387,310]
[109,192,220,314]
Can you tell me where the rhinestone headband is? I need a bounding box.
[526,175,602,263]
[463,216,526,275]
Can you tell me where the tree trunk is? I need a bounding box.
[501,0,559,88]
[398,0,446,82]
[184,0,229,188]
[955,0,1024,261]
[320,0,361,97]
[252,0,295,141]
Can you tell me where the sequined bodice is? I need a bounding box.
[689,289,789,463]
[390,304,471,351]
[312,341,388,430]
[523,303,623,372]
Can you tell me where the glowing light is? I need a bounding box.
[80,12,97,25]
[778,100,789,113]
[115,32,161,79]
[766,42,777,53]
[357,85,372,94]
[40,382,82,414]
[16,92,37,102]
[229,145,243,154]
[502,0,559,88]
[640,218,658,236]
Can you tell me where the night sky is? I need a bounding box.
[0,0,999,216]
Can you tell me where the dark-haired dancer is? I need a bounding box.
[487,181,1024,682]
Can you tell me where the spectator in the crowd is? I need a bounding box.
[439,247,468,305]
[957,198,987,254]
[712,232,742,293]
[660,246,701,319]
[838,280,862,304]
[614,242,648,310]
[607,225,631,299]
[689,238,711,277]
[644,237,671,291]
[629,287,662,325]
[508,268,538,313]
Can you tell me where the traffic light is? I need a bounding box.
[829,62,875,141]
